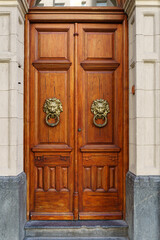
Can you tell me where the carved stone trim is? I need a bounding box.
[0,0,29,18]
[124,0,160,17]
[126,171,160,188]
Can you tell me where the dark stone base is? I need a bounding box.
[126,171,160,240]
[24,220,128,239]
[0,172,26,240]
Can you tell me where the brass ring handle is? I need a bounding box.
[91,99,110,128]
[43,98,63,127]
[93,115,108,128]
[46,113,59,127]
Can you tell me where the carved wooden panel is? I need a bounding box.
[35,165,69,192]
[33,152,71,214]
[83,153,118,165]
[50,167,56,190]
[83,166,108,192]
[83,153,118,193]
[83,167,91,191]
[36,167,43,191]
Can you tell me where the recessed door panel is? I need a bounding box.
[85,32,114,60]
[38,31,68,59]
[38,72,68,144]
[85,72,113,144]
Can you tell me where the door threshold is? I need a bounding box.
[25,220,128,228]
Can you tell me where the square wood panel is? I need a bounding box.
[38,31,68,59]
[85,32,114,60]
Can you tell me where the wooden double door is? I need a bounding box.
[28,21,127,220]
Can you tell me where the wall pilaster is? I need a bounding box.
[0,0,28,176]
[125,0,160,175]
[124,1,160,239]
[0,2,28,238]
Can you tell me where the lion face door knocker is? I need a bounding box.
[43,98,63,127]
[91,99,110,128]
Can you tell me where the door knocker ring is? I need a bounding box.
[43,98,63,127]
[45,113,60,127]
[91,99,110,128]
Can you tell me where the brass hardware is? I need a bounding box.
[91,99,110,128]
[43,98,63,127]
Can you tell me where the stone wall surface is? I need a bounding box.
[126,171,160,240]
[124,0,160,175]
[0,1,28,239]
[0,0,28,176]
[124,1,160,239]
[0,0,160,239]
[0,172,26,240]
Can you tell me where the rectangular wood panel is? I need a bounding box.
[38,72,68,144]
[38,31,68,59]
[86,72,113,144]
[85,32,114,59]
[50,168,56,190]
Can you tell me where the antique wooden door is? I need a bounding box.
[26,19,128,220]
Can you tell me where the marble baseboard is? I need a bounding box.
[126,171,160,240]
[0,172,26,240]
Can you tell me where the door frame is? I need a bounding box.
[24,7,128,220]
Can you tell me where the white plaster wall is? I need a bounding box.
[0,0,28,176]
[125,0,160,175]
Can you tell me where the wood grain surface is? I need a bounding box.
[24,8,128,221]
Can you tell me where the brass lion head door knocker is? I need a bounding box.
[91,99,110,128]
[43,98,63,127]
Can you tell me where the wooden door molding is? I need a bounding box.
[24,9,128,221]
[27,7,125,23]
